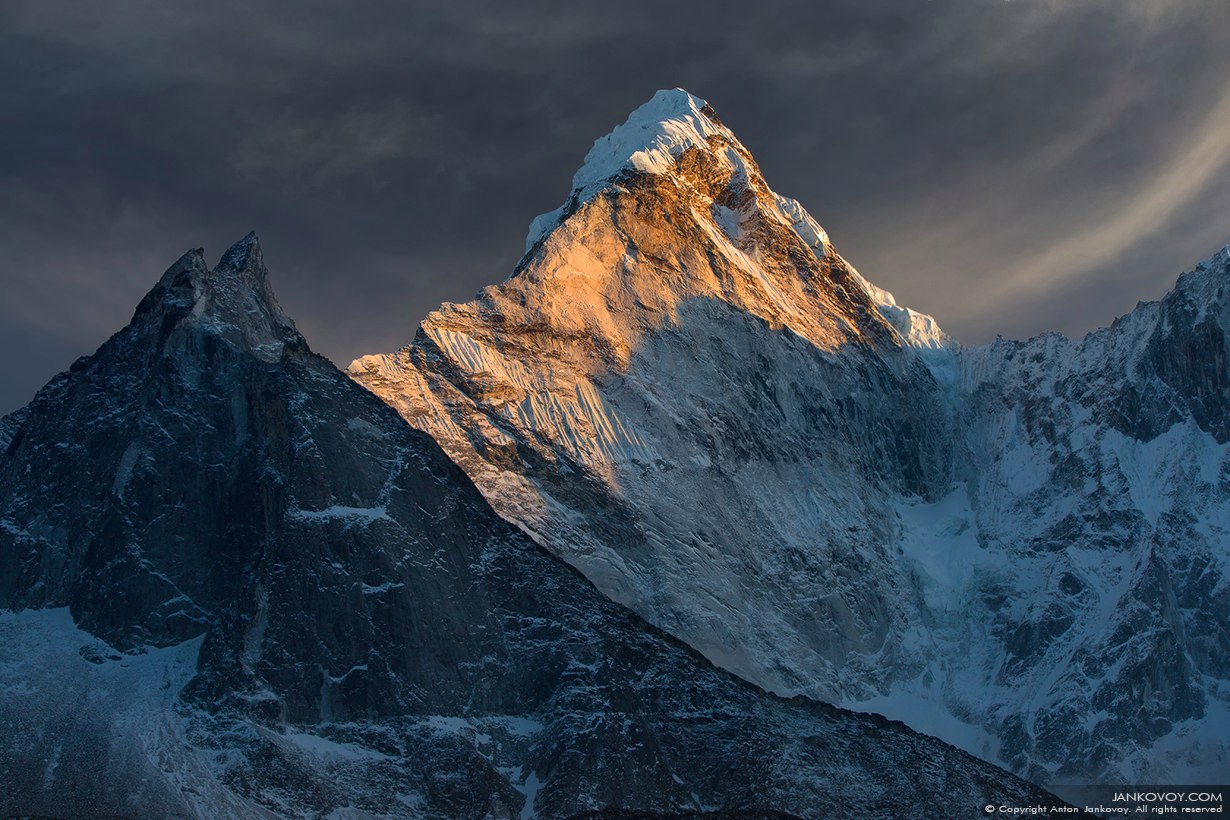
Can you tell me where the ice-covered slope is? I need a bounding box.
[0,235,1053,818]
[350,89,1229,785]
[938,250,1230,781]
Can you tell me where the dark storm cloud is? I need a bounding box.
[3,0,1230,412]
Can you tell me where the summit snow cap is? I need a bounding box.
[570,89,725,196]
[526,89,733,251]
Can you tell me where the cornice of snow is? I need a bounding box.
[845,268,948,351]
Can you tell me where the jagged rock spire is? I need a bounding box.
[128,231,301,362]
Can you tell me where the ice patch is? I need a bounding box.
[1101,418,1230,527]
[772,194,829,254]
[111,440,148,499]
[291,505,390,523]
[275,731,390,762]
[846,264,956,381]
[0,608,217,814]
[360,581,405,595]
[517,769,541,820]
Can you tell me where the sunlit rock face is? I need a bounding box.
[351,89,1230,785]
[0,232,1053,817]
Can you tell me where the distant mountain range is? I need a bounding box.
[1,88,1225,817]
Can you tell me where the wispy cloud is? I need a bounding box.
[228,104,447,188]
[969,81,1230,314]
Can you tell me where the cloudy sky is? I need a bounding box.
[3,0,1230,413]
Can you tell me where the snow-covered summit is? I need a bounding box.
[526,89,732,251]
[518,88,950,362]
[571,89,725,194]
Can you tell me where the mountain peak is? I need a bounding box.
[511,90,953,359]
[570,88,726,192]
[1165,242,1230,325]
[525,88,740,250]
[216,229,263,275]
[130,231,300,361]
[133,246,211,317]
